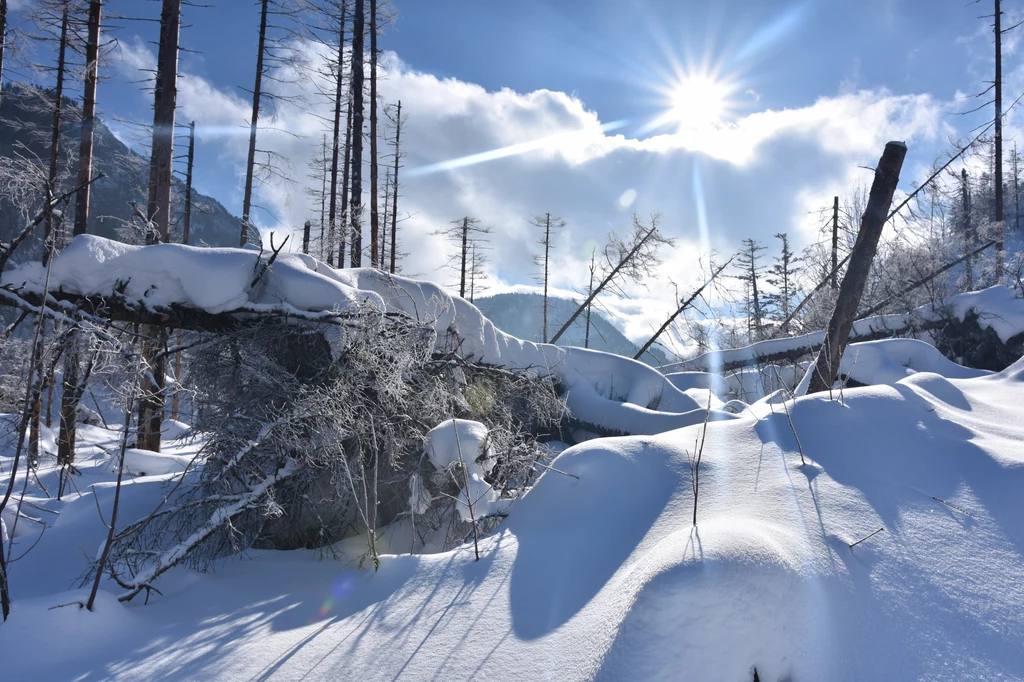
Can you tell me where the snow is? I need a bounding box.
[2,235,713,437]
[424,418,500,521]
[3,240,1024,680]
[5,355,1024,679]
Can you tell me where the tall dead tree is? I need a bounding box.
[0,0,7,101]
[434,216,492,297]
[807,141,906,395]
[530,212,565,343]
[550,213,673,345]
[962,168,974,289]
[58,0,103,491]
[72,0,101,238]
[348,0,365,267]
[388,99,403,273]
[182,120,194,244]
[240,0,269,247]
[138,0,180,453]
[338,92,353,266]
[994,0,1004,281]
[42,3,69,264]
[170,120,195,422]
[368,0,379,267]
[380,166,390,265]
[583,248,596,348]
[326,1,347,266]
[831,196,839,290]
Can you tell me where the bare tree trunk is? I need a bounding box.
[380,167,389,265]
[460,216,468,297]
[319,134,327,259]
[584,251,595,348]
[962,168,974,290]
[807,141,906,394]
[240,0,269,247]
[348,0,365,267]
[302,220,311,254]
[73,0,101,238]
[389,100,401,274]
[994,0,1004,281]
[170,120,194,422]
[831,195,839,290]
[327,2,346,266]
[139,0,180,453]
[42,4,69,265]
[339,94,353,267]
[368,0,379,267]
[0,0,7,104]
[182,120,194,244]
[57,1,103,478]
[542,213,550,342]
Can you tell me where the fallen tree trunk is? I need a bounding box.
[664,313,946,374]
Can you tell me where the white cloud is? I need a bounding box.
[113,40,949,349]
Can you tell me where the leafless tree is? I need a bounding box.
[530,212,565,343]
[550,212,674,344]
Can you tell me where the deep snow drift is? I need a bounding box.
[2,237,1024,680]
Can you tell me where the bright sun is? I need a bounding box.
[665,73,731,131]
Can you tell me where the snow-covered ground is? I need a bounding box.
[3,237,1024,680]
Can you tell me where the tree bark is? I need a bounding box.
[994,0,1004,281]
[327,1,346,266]
[807,141,907,394]
[240,0,269,247]
[348,0,365,267]
[831,195,839,290]
[389,100,401,273]
[460,217,468,297]
[139,0,181,453]
[368,0,379,267]
[42,5,69,265]
[73,0,102,238]
[0,0,7,105]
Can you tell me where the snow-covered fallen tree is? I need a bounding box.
[2,235,723,436]
[664,285,1024,375]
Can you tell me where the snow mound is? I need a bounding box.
[424,419,500,521]
[122,448,192,477]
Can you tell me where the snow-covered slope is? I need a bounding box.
[4,236,1024,681]
[3,358,1024,680]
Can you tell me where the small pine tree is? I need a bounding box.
[733,238,767,341]
[764,232,801,334]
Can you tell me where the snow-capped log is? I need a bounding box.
[1,234,724,436]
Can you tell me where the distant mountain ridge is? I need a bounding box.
[473,292,667,366]
[0,82,241,250]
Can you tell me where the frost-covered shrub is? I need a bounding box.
[105,304,566,590]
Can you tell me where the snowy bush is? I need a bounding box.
[103,303,566,593]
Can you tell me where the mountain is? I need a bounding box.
[0,82,241,249]
[473,292,668,365]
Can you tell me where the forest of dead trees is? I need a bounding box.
[1,0,1024,621]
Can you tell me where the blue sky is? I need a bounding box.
[7,0,1018,341]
